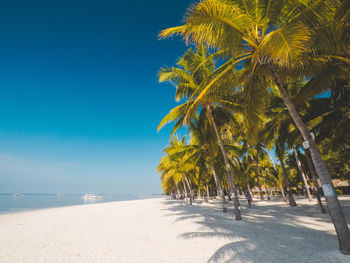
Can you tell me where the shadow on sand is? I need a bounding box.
[162,197,350,263]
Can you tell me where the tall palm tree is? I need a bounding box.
[173,114,228,211]
[159,0,350,253]
[158,46,242,219]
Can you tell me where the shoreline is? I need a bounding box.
[0,194,163,216]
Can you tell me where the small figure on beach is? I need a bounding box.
[245,192,252,208]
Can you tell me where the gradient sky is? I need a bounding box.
[0,0,193,194]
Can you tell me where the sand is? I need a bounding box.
[0,196,349,263]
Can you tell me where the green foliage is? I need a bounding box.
[157,0,350,197]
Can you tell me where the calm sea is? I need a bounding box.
[0,193,161,215]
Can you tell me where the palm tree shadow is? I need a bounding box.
[162,197,350,263]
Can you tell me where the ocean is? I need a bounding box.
[0,193,160,214]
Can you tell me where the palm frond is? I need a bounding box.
[157,102,191,131]
[254,22,311,69]
[160,0,253,51]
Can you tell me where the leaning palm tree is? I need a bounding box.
[159,0,350,253]
[158,46,242,219]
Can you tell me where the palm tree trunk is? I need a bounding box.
[182,179,188,204]
[205,182,210,202]
[279,185,287,202]
[223,181,232,201]
[176,184,180,199]
[305,149,327,214]
[184,176,193,205]
[206,104,241,220]
[211,164,221,196]
[212,165,227,212]
[270,66,350,254]
[294,149,312,201]
[276,145,297,207]
[178,183,185,199]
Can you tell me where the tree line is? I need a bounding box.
[156,0,350,255]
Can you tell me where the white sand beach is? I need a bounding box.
[0,196,349,263]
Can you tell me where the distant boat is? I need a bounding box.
[13,193,23,197]
[57,193,64,198]
[82,194,103,200]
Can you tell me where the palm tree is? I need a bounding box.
[276,142,297,207]
[303,81,350,182]
[190,115,228,210]
[158,136,196,204]
[264,76,346,212]
[294,148,312,201]
[262,78,336,209]
[274,165,287,202]
[159,0,350,253]
[304,148,327,214]
[158,46,242,219]
[175,115,228,211]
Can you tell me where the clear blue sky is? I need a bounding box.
[0,0,192,194]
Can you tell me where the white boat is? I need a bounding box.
[13,193,23,197]
[82,194,103,200]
